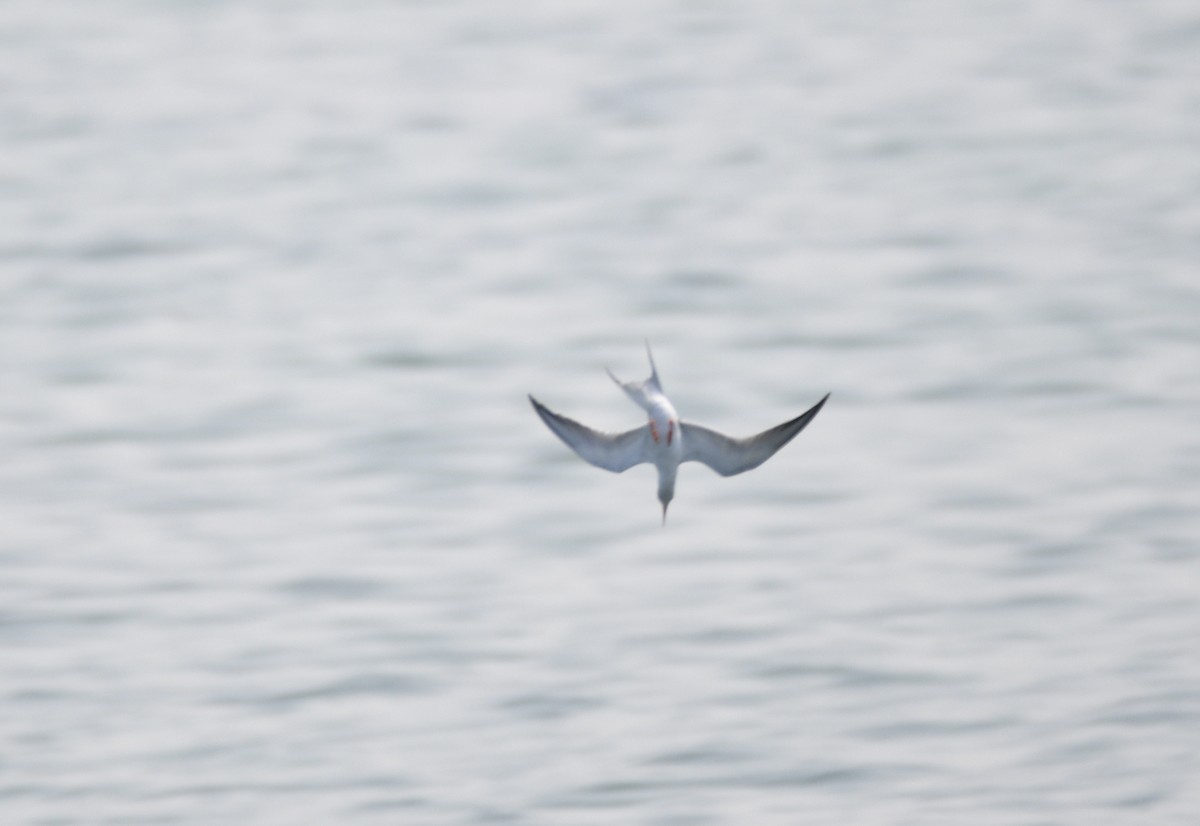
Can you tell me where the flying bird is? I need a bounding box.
[529,343,829,523]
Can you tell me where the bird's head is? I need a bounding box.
[658,486,674,526]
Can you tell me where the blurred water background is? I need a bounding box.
[2,1,1199,823]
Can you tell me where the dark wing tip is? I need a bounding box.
[788,391,830,427]
[529,394,555,422]
[798,392,830,419]
[758,391,830,447]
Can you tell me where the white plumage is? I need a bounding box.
[529,343,829,523]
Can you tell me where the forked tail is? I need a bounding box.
[606,340,664,410]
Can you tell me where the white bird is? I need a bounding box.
[529,343,829,523]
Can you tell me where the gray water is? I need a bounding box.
[2,1,1199,823]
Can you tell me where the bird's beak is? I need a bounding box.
[661,501,669,526]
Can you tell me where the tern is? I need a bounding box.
[529,343,829,524]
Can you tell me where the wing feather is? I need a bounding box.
[529,395,651,473]
[681,393,829,477]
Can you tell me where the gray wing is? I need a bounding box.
[681,393,829,477]
[529,395,652,473]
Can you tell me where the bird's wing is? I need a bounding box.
[681,393,829,477]
[529,395,652,473]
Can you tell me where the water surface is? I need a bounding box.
[2,1,1198,823]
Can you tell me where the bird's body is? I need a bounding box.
[529,343,829,523]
